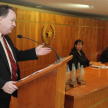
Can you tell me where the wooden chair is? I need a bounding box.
[96,51,101,62]
[85,54,89,59]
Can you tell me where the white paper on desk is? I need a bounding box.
[91,65,99,68]
[18,64,54,81]
[101,65,108,69]
[91,65,108,69]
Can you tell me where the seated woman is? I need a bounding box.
[69,39,90,70]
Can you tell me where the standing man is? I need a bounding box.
[0,5,51,108]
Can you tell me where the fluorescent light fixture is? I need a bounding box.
[69,4,94,8]
[59,3,94,9]
[71,4,89,8]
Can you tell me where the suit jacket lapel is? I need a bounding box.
[0,43,10,70]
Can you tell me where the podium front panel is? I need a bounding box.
[17,70,57,108]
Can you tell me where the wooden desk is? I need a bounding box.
[65,64,108,108]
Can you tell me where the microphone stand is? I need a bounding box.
[17,35,63,64]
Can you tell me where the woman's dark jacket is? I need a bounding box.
[69,47,90,70]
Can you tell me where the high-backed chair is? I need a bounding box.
[96,52,101,62]
[85,54,89,59]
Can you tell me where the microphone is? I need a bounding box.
[17,35,61,63]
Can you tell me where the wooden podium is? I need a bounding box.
[15,55,72,108]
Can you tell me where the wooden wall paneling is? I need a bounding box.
[16,21,38,73]
[38,12,57,23]
[53,25,72,57]
[97,28,104,52]
[78,18,97,27]
[97,20,108,53]
[97,20,108,27]
[68,17,79,25]
[38,11,80,26]
[102,29,108,51]
[62,26,73,56]
[77,27,98,61]
[77,17,99,61]
[102,28,108,48]
[9,27,17,45]
[16,22,38,50]
[17,8,39,22]
[90,28,98,61]
[97,28,108,52]
[68,26,79,56]
[71,26,80,44]
[38,12,71,24]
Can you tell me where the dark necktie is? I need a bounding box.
[2,35,18,81]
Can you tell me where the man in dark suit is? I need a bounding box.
[99,47,108,63]
[0,5,51,108]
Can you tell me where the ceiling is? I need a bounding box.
[1,0,108,20]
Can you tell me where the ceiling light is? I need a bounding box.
[69,4,94,8]
[59,3,94,9]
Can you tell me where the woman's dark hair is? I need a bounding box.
[0,5,15,18]
[71,39,84,54]
[74,39,84,47]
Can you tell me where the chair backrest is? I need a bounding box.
[96,52,101,62]
[85,54,89,59]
